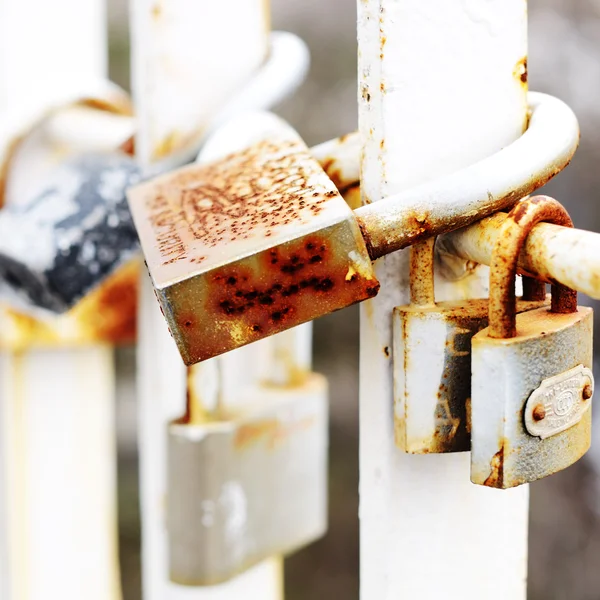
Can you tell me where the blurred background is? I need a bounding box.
[107,0,600,598]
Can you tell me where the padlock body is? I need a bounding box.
[167,374,328,585]
[471,306,593,489]
[129,131,379,366]
[393,296,550,454]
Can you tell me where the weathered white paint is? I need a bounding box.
[0,2,120,599]
[358,1,530,599]
[131,0,288,598]
[0,0,106,108]
[0,348,120,600]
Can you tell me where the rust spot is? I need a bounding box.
[145,139,330,266]
[380,82,386,93]
[384,346,390,357]
[532,404,546,422]
[361,85,371,103]
[0,260,139,348]
[119,136,135,156]
[583,384,593,400]
[483,443,505,488]
[205,235,374,335]
[514,57,528,85]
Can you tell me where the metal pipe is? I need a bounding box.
[355,92,579,259]
[439,210,600,300]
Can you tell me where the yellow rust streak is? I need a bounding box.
[0,259,139,350]
[235,416,316,451]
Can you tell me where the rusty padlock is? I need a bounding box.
[470,196,594,489]
[393,237,549,454]
[126,97,578,366]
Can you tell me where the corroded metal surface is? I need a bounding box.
[488,196,576,339]
[471,196,593,489]
[355,92,579,259]
[471,308,593,489]
[129,130,378,365]
[0,258,139,349]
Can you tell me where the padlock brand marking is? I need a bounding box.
[524,365,594,440]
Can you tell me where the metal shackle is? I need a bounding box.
[488,195,577,339]
[409,236,546,308]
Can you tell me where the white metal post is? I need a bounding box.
[0,1,121,599]
[130,1,287,598]
[358,2,530,599]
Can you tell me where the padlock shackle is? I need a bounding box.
[488,196,577,339]
[355,93,579,260]
[409,237,546,308]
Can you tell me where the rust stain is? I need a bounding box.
[119,136,135,156]
[383,346,390,358]
[361,85,371,103]
[483,442,506,488]
[151,3,162,18]
[187,235,379,359]
[489,196,576,339]
[235,416,316,451]
[152,126,205,161]
[74,259,139,343]
[0,259,139,349]
[133,135,379,364]
[514,57,528,86]
[79,97,133,116]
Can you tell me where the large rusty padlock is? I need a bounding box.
[470,196,594,489]
[393,237,549,454]
[126,99,578,366]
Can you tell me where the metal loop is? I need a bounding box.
[488,195,576,339]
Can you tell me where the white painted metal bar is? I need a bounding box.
[358,2,530,599]
[131,1,287,598]
[0,1,121,599]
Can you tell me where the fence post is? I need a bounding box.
[130,1,286,598]
[357,1,530,599]
[0,1,122,599]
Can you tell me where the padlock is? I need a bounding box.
[470,195,594,489]
[0,152,142,316]
[127,95,578,366]
[393,237,550,454]
[167,356,328,586]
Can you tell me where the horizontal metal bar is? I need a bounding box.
[354,92,580,259]
[439,210,600,300]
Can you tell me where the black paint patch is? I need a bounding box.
[0,153,142,313]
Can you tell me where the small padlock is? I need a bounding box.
[471,195,594,489]
[393,238,549,454]
[167,356,328,586]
